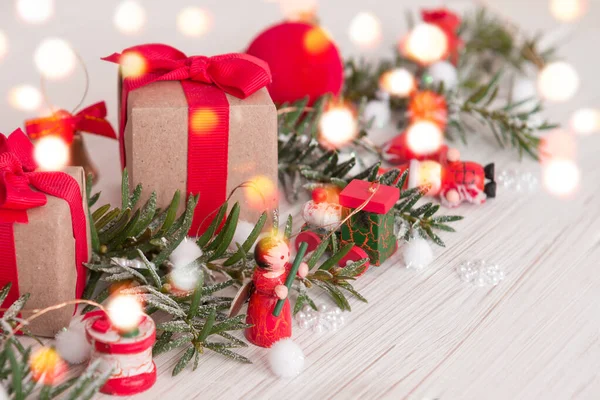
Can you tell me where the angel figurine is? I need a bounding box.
[230,236,308,348]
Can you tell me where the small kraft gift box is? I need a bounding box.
[103,44,278,236]
[0,129,91,337]
[338,179,400,266]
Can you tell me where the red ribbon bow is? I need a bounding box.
[24,101,117,144]
[0,129,89,307]
[102,44,272,167]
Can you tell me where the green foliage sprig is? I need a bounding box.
[0,283,112,400]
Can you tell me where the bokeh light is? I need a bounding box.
[570,108,600,136]
[406,120,443,155]
[107,295,144,332]
[348,12,382,49]
[190,108,219,133]
[537,61,579,102]
[280,0,318,21]
[120,51,147,78]
[539,130,577,163]
[34,38,76,80]
[114,0,146,34]
[177,7,212,37]
[16,0,54,24]
[319,106,358,148]
[543,159,580,197]
[404,23,448,65]
[30,347,67,386]
[550,0,586,22]
[0,31,8,62]
[245,175,278,210]
[8,85,42,111]
[380,68,415,97]
[34,137,69,171]
[416,160,443,194]
[304,26,332,55]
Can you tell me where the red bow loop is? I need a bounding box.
[24,101,117,143]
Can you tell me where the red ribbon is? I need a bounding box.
[103,44,272,234]
[0,129,89,309]
[24,102,117,144]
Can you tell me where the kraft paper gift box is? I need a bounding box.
[106,44,278,235]
[0,131,91,337]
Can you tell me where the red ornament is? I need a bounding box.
[312,187,328,203]
[421,8,463,65]
[408,90,448,130]
[246,21,344,105]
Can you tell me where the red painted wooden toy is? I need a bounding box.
[391,148,496,207]
[231,236,309,348]
[383,130,450,165]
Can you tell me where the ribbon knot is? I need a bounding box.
[25,101,117,144]
[186,56,211,83]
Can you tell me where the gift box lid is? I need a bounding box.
[339,179,400,214]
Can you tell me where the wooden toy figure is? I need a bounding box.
[391,148,496,207]
[338,180,400,266]
[240,236,308,348]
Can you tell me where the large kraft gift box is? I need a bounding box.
[0,130,91,337]
[104,44,278,235]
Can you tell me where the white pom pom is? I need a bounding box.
[0,383,8,400]
[55,317,91,364]
[427,61,458,90]
[170,237,203,268]
[231,220,263,252]
[268,338,305,378]
[403,237,434,270]
[364,99,391,128]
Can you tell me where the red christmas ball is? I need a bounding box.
[246,21,344,106]
[312,188,328,203]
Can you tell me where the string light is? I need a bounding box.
[280,0,318,21]
[539,130,576,162]
[34,38,76,80]
[177,7,212,37]
[29,347,67,386]
[0,31,7,61]
[404,23,448,65]
[34,137,70,171]
[570,108,600,135]
[348,12,382,49]
[406,120,443,155]
[245,175,278,210]
[8,85,42,111]
[319,105,358,148]
[379,68,415,97]
[550,0,586,22]
[120,51,147,78]
[16,0,54,24]
[114,1,146,34]
[537,61,579,102]
[543,159,580,197]
[107,295,144,332]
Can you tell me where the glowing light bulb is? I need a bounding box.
[319,106,358,148]
[177,7,212,37]
[550,0,586,22]
[114,1,146,34]
[107,295,144,332]
[34,137,69,171]
[539,130,577,162]
[0,31,7,61]
[16,0,54,24]
[406,120,443,155]
[380,68,415,97]
[404,23,448,65]
[245,175,278,210]
[543,159,580,197]
[348,12,382,49]
[280,0,318,21]
[8,85,42,111]
[570,108,600,135]
[120,51,147,78]
[34,38,76,80]
[537,62,579,102]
